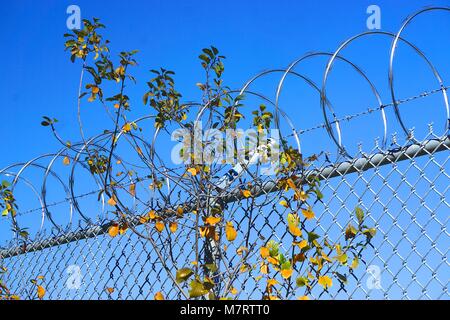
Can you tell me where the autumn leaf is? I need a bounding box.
[242,190,252,198]
[129,183,136,197]
[107,196,117,206]
[187,167,197,176]
[154,292,164,300]
[281,268,293,279]
[230,287,238,295]
[169,221,178,233]
[225,221,237,241]
[260,246,270,259]
[345,224,357,240]
[350,256,359,269]
[260,263,268,274]
[37,285,46,300]
[205,216,221,226]
[318,275,333,289]
[63,156,70,166]
[155,221,165,233]
[189,280,210,298]
[301,208,315,220]
[287,213,302,237]
[106,287,115,294]
[279,200,289,208]
[122,122,132,133]
[108,224,119,237]
[148,210,157,220]
[176,268,194,284]
[297,295,310,300]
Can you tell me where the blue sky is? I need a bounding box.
[0,0,449,300]
[1,0,449,164]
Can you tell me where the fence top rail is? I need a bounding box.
[1,135,448,260]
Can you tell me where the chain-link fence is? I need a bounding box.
[0,6,449,301]
[0,128,448,300]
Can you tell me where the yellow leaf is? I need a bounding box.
[260,263,268,274]
[191,261,198,266]
[154,292,164,300]
[289,225,302,237]
[286,178,297,190]
[63,156,70,166]
[169,221,178,233]
[108,224,119,238]
[279,200,289,208]
[242,190,252,198]
[260,246,270,259]
[187,167,197,176]
[297,295,310,300]
[295,190,308,202]
[129,183,136,197]
[267,279,278,287]
[298,239,308,250]
[350,256,359,269]
[122,123,132,133]
[177,206,184,215]
[91,86,100,94]
[230,287,238,295]
[107,197,117,206]
[318,275,333,289]
[225,221,237,241]
[287,213,302,237]
[302,208,315,220]
[267,256,279,265]
[155,221,164,233]
[37,285,46,300]
[281,269,293,279]
[119,223,128,235]
[236,246,248,256]
[205,216,221,226]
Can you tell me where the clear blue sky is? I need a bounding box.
[0,0,448,300]
[1,0,449,164]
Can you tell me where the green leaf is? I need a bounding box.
[175,268,193,284]
[189,280,209,298]
[296,276,309,287]
[334,272,348,284]
[204,264,217,273]
[355,207,364,224]
[307,232,320,243]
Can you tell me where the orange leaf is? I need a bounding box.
[108,224,119,238]
[187,167,197,176]
[106,287,115,294]
[107,197,117,206]
[63,156,70,166]
[242,190,252,198]
[281,269,293,279]
[298,295,310,300]
[260,247,270,259]
[302,208,315,220]
[155,221,164,233]
[154,292,164,300]
[169,221,178,233]
[37,285,46,300]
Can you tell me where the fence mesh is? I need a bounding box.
[1,129,448,300]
